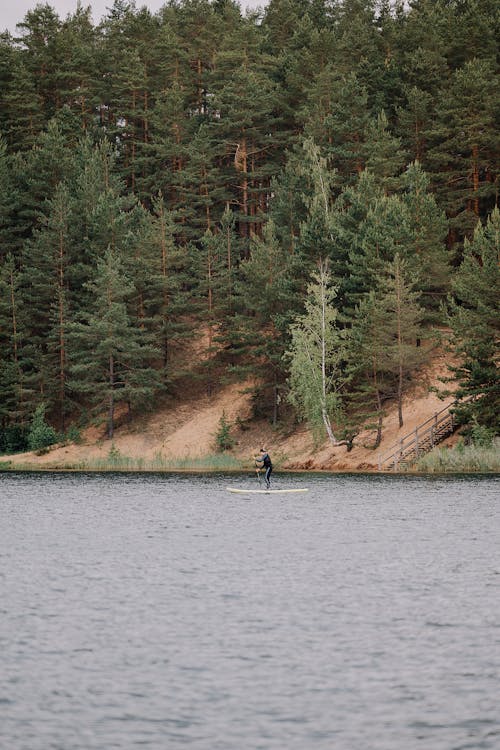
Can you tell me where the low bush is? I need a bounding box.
[27,405,58,452]
[214,411,235,452]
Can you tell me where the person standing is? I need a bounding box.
[255,448,273,489]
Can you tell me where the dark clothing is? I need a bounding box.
[256,452,273,488]
[261,452,272,469]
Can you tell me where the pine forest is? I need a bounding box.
[0,0,499,455]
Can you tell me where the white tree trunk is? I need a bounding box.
[320,262,338,445]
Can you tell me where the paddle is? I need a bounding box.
[254,457,261,486]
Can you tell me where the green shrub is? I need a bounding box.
[470,420,496,448]
[214,411,235,452]
[64,425,82,444]
[107,443,122,464]
[27,405,58,452]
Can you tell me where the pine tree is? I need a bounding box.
[177,123,227,241]
[55,5,99,131]
[69,247,159,439]
[401,161,449,315]
[23,181,75,429]
[15,4,63,120]
[11,118,76,244]
[275,17,336,140]
[70,137,132,304]
[0,33,16,137]
[267,150,310,255]
[231,220,301,423]
[0,255,28,426]
[447,208,500,430]
[372,253,427,428]
[144,192,191,381]
[396,86,434,163]
[2,59,45,152]
[0,136,19,260]
[295,137,342,276]
[327,169,384,314]
[210,62,283,248]
[426,58,499,242]
[303,69,370,181]
[364,110,407,195]
[146,80,193,223]
[348,192,412,313]
[347,288,394,448]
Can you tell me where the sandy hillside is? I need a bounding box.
[7,348,458,472]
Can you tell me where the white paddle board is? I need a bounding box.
[226,487,309,494]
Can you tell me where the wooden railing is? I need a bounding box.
[378,401,458,471]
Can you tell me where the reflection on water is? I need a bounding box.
[1,472,499,749]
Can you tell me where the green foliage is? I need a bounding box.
[285,261,346,444]
[415,439,500,473]
[69,247,160,438]
[214,411,235,452]
[27,404,58,452]
[107,443,122,464]
[346,250,428,440]
[426,59,499,238]
[0,0,498,445]
[446,208,500,432]
[63,424,82,445]
[0,424,28,455]
[469,421,496,448]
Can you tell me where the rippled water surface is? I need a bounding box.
[1,471,499,749]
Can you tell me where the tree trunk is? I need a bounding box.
[373,363,383,449]
[58,291,66,432]
[9,267,24,415]
[108,353,115,439]
[239,137,248,243]
[396,266,404,428]
[398,362,404,429]
[322,405,337,445]
[206,238,213,397]
[472,144,479,215]
[160,203,169,379]
[58,226,66,432]
[272,380,278,427]
[320,267,338,445]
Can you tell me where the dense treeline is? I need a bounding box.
[0,0,498,452]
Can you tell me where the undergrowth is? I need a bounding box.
[5,449,245,472]
[415,439,500,473]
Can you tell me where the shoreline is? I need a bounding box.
[1,462,498,476]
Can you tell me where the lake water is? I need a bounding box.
[1,471,499,750]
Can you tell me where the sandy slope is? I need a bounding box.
[7,351,457,472]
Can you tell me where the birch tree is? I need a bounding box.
[286,261,345,445]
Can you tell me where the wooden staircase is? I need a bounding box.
[378,401,460,471]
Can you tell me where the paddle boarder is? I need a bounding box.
[255,447,273,489]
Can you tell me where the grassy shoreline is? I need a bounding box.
[1,441,499,475]
[1,460,498,475]
[0,452,246,473]
[414,440,500,474]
